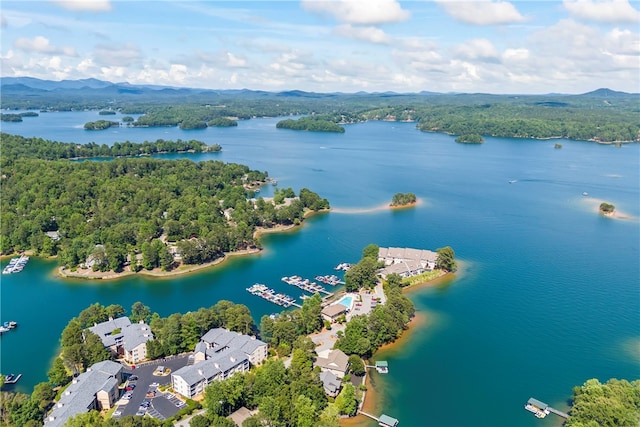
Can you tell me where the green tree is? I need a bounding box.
[334,383,358,416]
[344,256,379,291]
[362,243,379,260]
[436,246,456,271]
[565,378,640,427]
[130,301,152,323]
[30,382,55,412]
[294,395,318,427]
[47,357,70,386]
[348,354,365,376]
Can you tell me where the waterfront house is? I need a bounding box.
[87,317,154,364]
[319,371,342,397]
[171,350,249,399]
[172,328,267,399]
[314,349,349,378]
[196,327,268,366]
[378,247,438,278]
[44,360,123,427]
[321,304,347,322]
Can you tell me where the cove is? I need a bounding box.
[1,114,639,427]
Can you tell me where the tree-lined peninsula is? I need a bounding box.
[0,134,329,274]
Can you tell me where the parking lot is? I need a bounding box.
[111,354,191,421]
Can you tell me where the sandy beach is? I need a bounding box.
[582,196,636,221]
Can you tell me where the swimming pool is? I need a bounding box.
[337,295,353,309]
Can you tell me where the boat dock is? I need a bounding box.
[282,276,334,296]
[4,373,22,384]
[524,398,568,419]
[357,411,399,427]
[246,283,302,308]
[315,274,345,286]
[0,321,18,334]
[334,263,351,271]
[2,255,29,274]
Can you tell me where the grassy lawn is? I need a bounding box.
[401,270,446,287]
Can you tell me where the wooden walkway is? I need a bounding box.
[357,411,379,422]
[548,407,569,419]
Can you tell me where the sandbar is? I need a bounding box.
[581,196,636,221]
[332,198,425,215]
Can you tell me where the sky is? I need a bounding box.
[1,0,639,94]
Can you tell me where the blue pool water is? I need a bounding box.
[338,295,353,309]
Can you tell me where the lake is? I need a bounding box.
[1,112,638,427]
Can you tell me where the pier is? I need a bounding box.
[524,398,568,419]
[282,276,334,296]
[246,283,302,308]
[357,411,399,427]
[365,360,389,374]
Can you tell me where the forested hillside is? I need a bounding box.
[0,134,328,272]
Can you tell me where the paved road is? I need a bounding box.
[111,354,191,420]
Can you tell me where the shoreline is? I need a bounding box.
[54,210,330,281]
[57,248,261,281]
[339,271,454,426]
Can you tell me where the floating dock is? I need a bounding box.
[4,373,22,384]
[334,263,351,271]
[246,283,301,308]
[282,276,334,296]
[315,274,345,286]
[2,255,29,274]
[358,411,399,427]
[524,398,568,419]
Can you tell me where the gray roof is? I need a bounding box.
[319,371,341,395]
[527,398,548,410]
[45,360,122,427]
[88,317,132,347]
[201,328,266,356]
[172,350,248,387]
[87,317,153,352]
[379,414,399,426]
[378,247,438,263]
[314,349,349,373]
[121,322,154,351]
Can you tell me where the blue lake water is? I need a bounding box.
[1,112,639,426]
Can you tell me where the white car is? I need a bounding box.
[112,411,122,417]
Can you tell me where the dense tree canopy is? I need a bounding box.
[565,378,640,427]
[1,134,328,273]
[390,193,417,207]
[276,117,345,133]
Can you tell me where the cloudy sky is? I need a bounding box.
[1,0,638,94]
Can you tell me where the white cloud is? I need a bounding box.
[14,36,77,56]
[502,48,530,62]
[1,15,7,28]
[563,0,640,24]
[93,43,141,67]
[435,0,526,25]
[454,39,499,61]
[301,0,409,24]
[50,0,112,12]
[334,24,391,44]
[226,52,247,68]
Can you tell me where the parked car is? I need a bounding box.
[129,375,138,381]
[125,384,136,391]
[123,392,133,400]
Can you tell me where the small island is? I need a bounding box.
[208,117,238,127]
[599,202,615,216]
[276,117,345,133]
[390,192,417,207]
[455,133,484,143]
[98,110,117,115]
[84,119,119,130]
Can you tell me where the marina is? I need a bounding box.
[2,255,29,274]
[314,274,344,286]
[246,283,302,308]
[282,275,334,296]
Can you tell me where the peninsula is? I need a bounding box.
[1,134,329,279]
